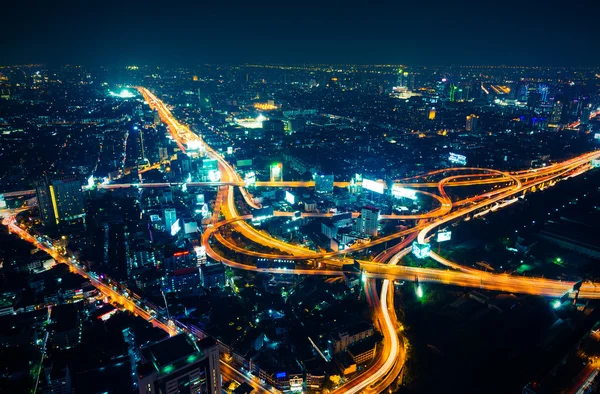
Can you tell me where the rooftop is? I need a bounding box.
[143,334,201,369]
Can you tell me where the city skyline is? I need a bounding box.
[2,3,600,390]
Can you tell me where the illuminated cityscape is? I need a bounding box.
[1,1,600,394]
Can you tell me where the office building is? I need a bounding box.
[360,206,380,236]
[466,114,479,132]
[163,207,177,232]
[396,68,404,88]
[263,119,285,141]
[428,107,436,120]
[315,174,334,194]
[348,338,377,364]
[200,262,226,289]
[538,84,549,103]
[158,146,169,162]
[581,105,592,125]
[270,163,283,182]
[328,323,374,353]
[168,267,201,295]
[138,335,221,394]
[551,100,563,123]
[35,177,86,226]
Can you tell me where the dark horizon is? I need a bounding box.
[2,0,599,67]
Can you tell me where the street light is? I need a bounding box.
[416,285,423,299]
[552,300,561,309]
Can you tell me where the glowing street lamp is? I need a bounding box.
[416,285,424,299]
[552,300,561,309]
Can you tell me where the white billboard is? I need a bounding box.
[412,242,431,259]
[392,185,417,200]
[594,133,600,140]
[194,245,206,258]
[362,179,384,194]
[449,152,467,165]
[244,172,256,186]
[170,219,181,236]
[208,170,221,182]
[437,230,452,242]
[285,191,295,205]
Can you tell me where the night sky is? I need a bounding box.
[2,0,599,66]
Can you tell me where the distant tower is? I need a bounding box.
[270,163,283,182]
[36,177,86,226]
[35,177,55,226]
[551,100,563,123]
[397,69,405,88]
[163,207,177,232]
[581,104,591,126]
[138,128,146,163]
[466,114,479,131]
[360,207,380,236]
[449,84,458,102]
[538,84,549,103]
[428,107,436,120]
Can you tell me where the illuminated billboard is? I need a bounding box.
[87,175,94,188]
[187,140,205,151]
[227,146,233,155]
[362,179,385,194]
[270,163,282,182]
[592,159,600,168]
[208,170,221,182]
[594,133,600,140]
[108,89,135,99]
[449,152,467,165]
[412,242,431,259]
[285,191,295,205]
[437,230,452,242]
[244,172,256,186]
[391,185,417,200]
[194,245,206,258]
[237,159,252,167]
[170,219,181,236]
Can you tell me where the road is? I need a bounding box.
[135,88,600,394]
[4,88,599,394]
[0,212,276,393]
[2,214,178,336]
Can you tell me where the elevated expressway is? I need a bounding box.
[137,87,600,392]
[4,88,595,393]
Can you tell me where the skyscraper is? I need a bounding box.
[35,178,55,225]
[138,335,222,394]
[538,84,549,103]
[36,177,86,226]
[466,114,479,131]
[581,105,592,126]
[163,207,177,232]
[315,174,334,194]
[270,163,283,182]
[428,107,436,120]
[360,206,380,236]
[397,69,404,88]
[551,100,563,123]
